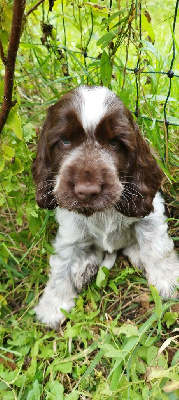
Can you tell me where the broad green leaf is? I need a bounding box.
[7,104,23,139]
[167,116,179,124]
[0,391,14,400]
[64,323,81,338]
[0,5,13,32]
[11,158,24,175]
[162,311,178,328]
[146,345,158,366]
[96,265,109,288]
[46,360,72,375]
[141,14,155,42]
[102,343,123,358]
[65,392,79,400]
[0,369,19,383]
[113,324,139,337]
[2,144,15,160]
[27,215,42,235]
[27,380,41,400]
[26,358,37,383]
[45,381,64,400]
[140,39,161,60]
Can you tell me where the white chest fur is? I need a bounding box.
[55,207,137,253]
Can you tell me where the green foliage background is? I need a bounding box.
[0,1,178,399]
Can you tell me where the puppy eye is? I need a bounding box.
[61,137,71,146]
[109,137,118,147]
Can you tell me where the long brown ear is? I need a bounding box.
[32,121,58,210]
[117,120,163,217]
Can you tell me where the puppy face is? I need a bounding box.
[32,86,163,217]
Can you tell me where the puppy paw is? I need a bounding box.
[35,295,75,329]
[145,255,179,298]
[147,273,178,298]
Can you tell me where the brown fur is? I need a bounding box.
[32,87,163,217]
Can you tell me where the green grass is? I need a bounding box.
[0,1,179,399]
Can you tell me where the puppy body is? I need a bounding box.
[33,86,179,329]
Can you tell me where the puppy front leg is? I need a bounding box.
[35,244,104,329]
[35,252,77,329]
[135,194,179,297]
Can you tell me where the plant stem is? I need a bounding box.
[0,0,26,135]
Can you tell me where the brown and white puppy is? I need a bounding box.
[32,85,179,329]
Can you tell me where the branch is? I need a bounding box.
[0,39,6,65]
[26,0,45,17]
[0,0,26,135]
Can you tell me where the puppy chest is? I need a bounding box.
[87,212,135,253]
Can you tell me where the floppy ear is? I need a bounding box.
[118,120,163,218]
[32,120,58,210]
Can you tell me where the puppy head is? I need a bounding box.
[32,86,163,217]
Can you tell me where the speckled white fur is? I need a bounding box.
[35,192,179,329]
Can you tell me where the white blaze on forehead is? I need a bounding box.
[76,86,115,131]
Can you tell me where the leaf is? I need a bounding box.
[171,350,179,367]
[27,380,41,400]
[163,380,179,393]
[146,345,158,366]
[45,381,64,400]
[141,14,155,42]
[140,39,161,60]
[113,324,139,338]
[167,116,179,125]
[162,312,178,329]
[146,94,177,102]
[96,266,109,288]
[2,144,15,160]
[97,31,115,48]
[109,280,118,294]
[146,366,171,381]
[0,159,5,172]
[64,323,81,338]
[46,360,72,375]
[150,285,162,318]
[0,369,19,383]
[11,158,24,175]
[26,203,41,235]
[7,104,23,139]
[65,392,79,400]
[85,2,110,15]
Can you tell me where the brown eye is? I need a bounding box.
[109,138,118,147]
[61,137,71,146]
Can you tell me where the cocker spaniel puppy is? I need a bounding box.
[32,85,179,329]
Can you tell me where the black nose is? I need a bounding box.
[75,183,101,200]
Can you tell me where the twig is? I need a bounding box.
[0,0,26,135]
[26,0,45,17]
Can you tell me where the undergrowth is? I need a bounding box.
[0,1,179,399]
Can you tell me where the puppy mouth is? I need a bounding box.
[54,184,123,215]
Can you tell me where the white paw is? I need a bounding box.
[145,253,179,298]
[146,267,179,298]
[35,294,75,329]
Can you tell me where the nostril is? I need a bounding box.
[75,183,101,200]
